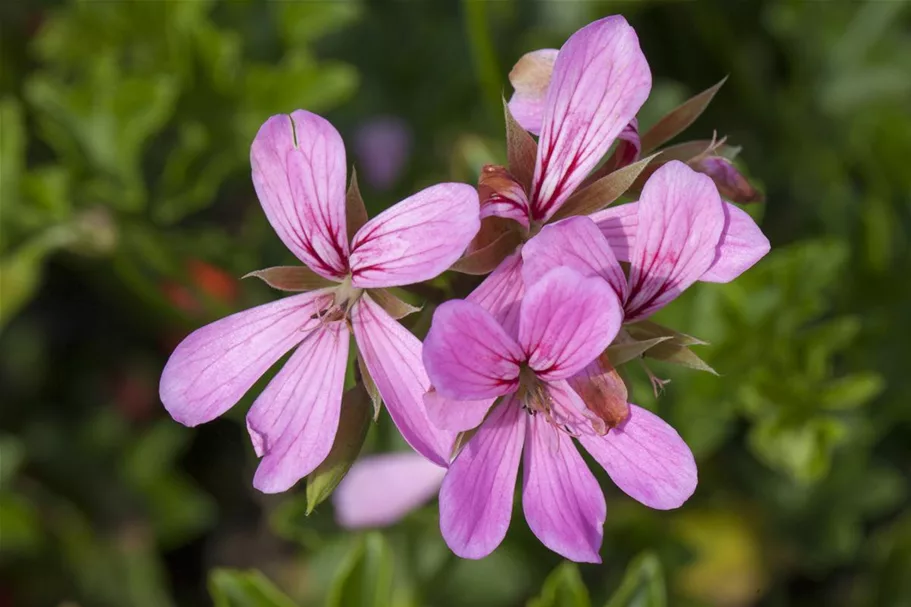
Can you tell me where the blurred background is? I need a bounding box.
[1,1,910,606]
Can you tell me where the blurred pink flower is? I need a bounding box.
[421,267,696,562]
[333,452,446,529]
[354,116,412,191]
[159,110,479,493]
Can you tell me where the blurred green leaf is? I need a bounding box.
[209,569,297,607]
[0,98,24,228]
[327,532,395,607]
[750,416,847,483]
[0,493,42,555]
[527,562,590,607]
[0,434,25,486]
[279,0,361,46]
[820,373,884,410]
[605,553,666,607]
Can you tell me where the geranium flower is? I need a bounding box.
[524,161,770,321]
[421,267,696,562]
[159,110,478,493]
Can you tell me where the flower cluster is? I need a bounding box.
[160,15,770,562]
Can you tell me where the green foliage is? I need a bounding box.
[209,569,297,607]
[528,562,591,607]
[604,554,666,607]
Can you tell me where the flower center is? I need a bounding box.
[316,275,362,323]
[517,365,552,417]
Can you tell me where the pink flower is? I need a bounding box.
[333,452,446,529]
[159,110,479,493]
[467,15,651,325]
[586,161,770,289]
[353,116,412,191]
[508,48,640,170]
[525,161,769,321]
[421,267,696,562]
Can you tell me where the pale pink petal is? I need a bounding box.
[466,251,525,338]
[248,322,349,493]
[507,49,559,135]
[440,399,526,559]
[625,161,725,321]
[333,452,447,528]
[424,389,495,433]
[522,216,627,301]
[700,202,770,283]
[423,300,523,400]
[545,379,602,438]
[251,111,349,279]
[519,268,622,381]
[349,183,480,288]
[530,16,651,222]
[590,202,639,263]
[351,296,456,467]
[523,413,605,563]
[160,291,333,427]
[579,404,697,510]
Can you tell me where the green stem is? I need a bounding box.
[462,0,502,121]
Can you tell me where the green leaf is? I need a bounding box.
[605,553,666,607]
[0,434,25,487]
[209,569,297,607]
[0,98,24,220]
[327,532,395,607]
[552,153,661,221]
[820,372,884,410]
[640,77,727,153]
[527,562,591,607]
[306,385,372,514]
[0,231,70,329]
[749,416,847,483]
[625,322,716,374]
[607,336,673,367]
[0,493,41,555]
[279,0,361,46]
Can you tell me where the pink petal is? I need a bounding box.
[251,111,349,279]
[248,322,349,493]
[333,452,447,528]
[423,300,523,400]
[466,251,525,338]
[530,16,651,222]
[349,183,480,288]
[478,165,531,229]
[545,379,602,438]
[522,413,605,563]
[159,291,333,427]
[700,202,771,283]
[590,202,639,263]
[507,49,559,135]
[440,398,526,559]
[522,216,627,301]
[519,268,622,381]
[608,118,641,170]
[625,161,725,321]
[579,404,697,510]
[424,389,495,433]
[351,295,456,467]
